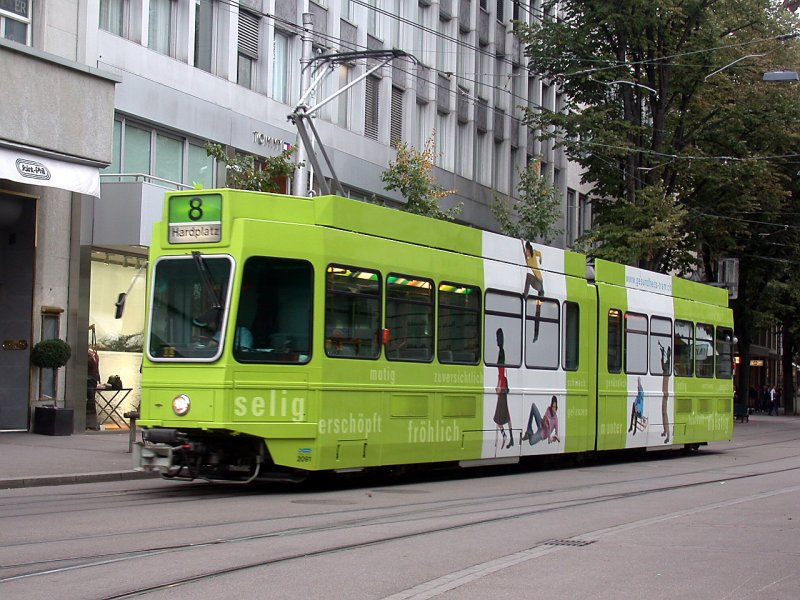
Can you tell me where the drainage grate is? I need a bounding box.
[544,539,595,547]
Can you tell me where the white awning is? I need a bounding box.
[0,146,101,197]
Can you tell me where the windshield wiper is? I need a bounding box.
[192,251,222,310]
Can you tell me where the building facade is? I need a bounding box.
[1,0,593,432]
[0,3,117,431]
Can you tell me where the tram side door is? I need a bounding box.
[0,193,35,430]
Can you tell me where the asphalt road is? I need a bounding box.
[1,415,798,599]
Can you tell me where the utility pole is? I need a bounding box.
[293,12,314,197]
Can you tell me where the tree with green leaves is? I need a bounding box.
[515,0,800,275]
[381,134,462,221]
[491,158,562,244]
[205,142,298,193]
[516,1,800,405]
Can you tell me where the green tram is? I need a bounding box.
[134,189,734,481]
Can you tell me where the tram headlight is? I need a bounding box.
[172,394,191,416]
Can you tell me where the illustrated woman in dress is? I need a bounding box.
[493,328,514,450]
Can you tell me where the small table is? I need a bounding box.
[95,388,132,429]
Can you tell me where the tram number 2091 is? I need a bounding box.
[296,448,312,463]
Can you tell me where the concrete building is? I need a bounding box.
[0,0,118,432]
[0,0,591,432]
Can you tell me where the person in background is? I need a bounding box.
[86,347,101,430]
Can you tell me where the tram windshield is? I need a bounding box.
[147,254,234,360]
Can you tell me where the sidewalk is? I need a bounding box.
[0,429,155,489]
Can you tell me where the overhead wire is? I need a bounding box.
[208,0,800,165]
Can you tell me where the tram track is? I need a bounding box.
[2,430,799,557]
[3,457,800,596]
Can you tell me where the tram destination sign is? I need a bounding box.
[168,194,222,244]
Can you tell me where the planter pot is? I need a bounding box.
[33,406,73,436]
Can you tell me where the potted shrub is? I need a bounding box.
[31,338,74,436]
[30,338,72,369]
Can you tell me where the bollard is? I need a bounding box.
[123,409,140,453]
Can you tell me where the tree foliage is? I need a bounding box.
[515,0,800,274]
[205,143,298,193]
[516,1,800,405]
[491,158,563,243]
[381,134,462,221]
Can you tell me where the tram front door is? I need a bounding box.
[0,192,35,430]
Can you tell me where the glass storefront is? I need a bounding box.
[89,250,147,420]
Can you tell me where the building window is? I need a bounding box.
[566,188,577,244]
[272,30,289,103]
[124,125,152,176]
[367,0,380,38]
[155,133,183,184]
[390,85,404,148]
[454,122,468,177]
[365,75,380,140]
[337,64,351,127]
[99,0,126,36]
[389,0,401,47]
[435,113,447,166]
[187,142,213,188]
[1,0,31,44]
[579,193,591,235]
[194,0,214,72]
[103,118,214,188]
[148,0,174,55]
[39,309,61,399]
[237,9,260,89]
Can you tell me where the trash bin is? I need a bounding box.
[33,406,74,436]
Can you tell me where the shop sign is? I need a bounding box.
[750,359,764,367]
[16,158,51,181]
[0,0,29,18]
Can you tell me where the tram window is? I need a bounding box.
[624,312,648,375]
[233,257,313,364]
[484,291,522,367]
[438,282,481,364]
[607,309,623,373]
[563,301,580,371]
[674,319,694,376]
[715,326,734,379]
[525,297,559,369]
[148,254,233,361]
[695,323,715,378]
[386,273,434,362]
[325,265,382,359]
[649,316,672,375]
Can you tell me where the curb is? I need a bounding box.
[0,470,159,490]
